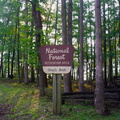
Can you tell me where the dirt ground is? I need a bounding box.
[0,103,13,120]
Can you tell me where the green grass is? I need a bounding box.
[0,79,120,120]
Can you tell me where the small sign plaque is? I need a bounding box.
[39,45,74,74]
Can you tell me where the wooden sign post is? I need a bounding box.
[53,74,61,115]
[39,45,74,115]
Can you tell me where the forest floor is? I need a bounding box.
[0,103,13,120]
[0,78,120,120]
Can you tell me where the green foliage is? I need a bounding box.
[40,0,47,4]
[0,0,120,81]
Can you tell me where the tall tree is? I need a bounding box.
[31,0,46,96]
[61,0,69,92]
[0,40,4,78]
[79,0,84,92]
[108,3,113,83]
[11,11,19,78]
[94,0,105,115]
[64,0,72,92]
[54,0,59,44]
[103,0,107,86]
[24,0,29,85]
[118,0,120,47]
[61,0,73,92]
[61,0,67,45]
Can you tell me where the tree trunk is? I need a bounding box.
[11,0,20,78]
[61,0,72,92]
[54,0,59,44]
[11,48,15,77]
[30,66,35,83]
[31,0,46,96]
[113,2,118,77]
[108,4,113,83]
[30,20,35,83]
[61,0,67,92]
[61,0,67,45]
[16,0,21,83]
[118,0,120,48]
[0,51,4,78]
[103,0,107,86]
[7,49,10,77]
[17,26,21,83]
[85,36,89,81]
[21,66,24,81]
[24,0,29,85]
[79,0,84,92]
[24,56,29,84]
[93,31,96,81]
[94,0,105,115]
[90,23,93,81]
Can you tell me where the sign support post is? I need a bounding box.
[53,74,61,115]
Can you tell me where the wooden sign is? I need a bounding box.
[39,45,74,74]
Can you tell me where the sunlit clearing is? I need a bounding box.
[11,82,24,86]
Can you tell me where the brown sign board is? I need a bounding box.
[39,45,74,74]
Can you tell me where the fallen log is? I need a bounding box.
[62,90,120,104]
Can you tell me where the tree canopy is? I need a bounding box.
[0,0,120,92]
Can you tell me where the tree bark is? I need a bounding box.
[54,0,59,44]
[0,50,4,78]
[94,0,105,115]
[17,25,21,83]
[11,45,15,77]
[118,0,120,48]
[11,0,20,78]
[24,0,29,85]
[61,0,67,45]
[103,0,107,86]
[31,0,46,96]
[79,0,84,92]
[62,0,72,92]
[16,0,21,83]
[7,49,10,77]
[108,4,113,83]
[30,66,35,83]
